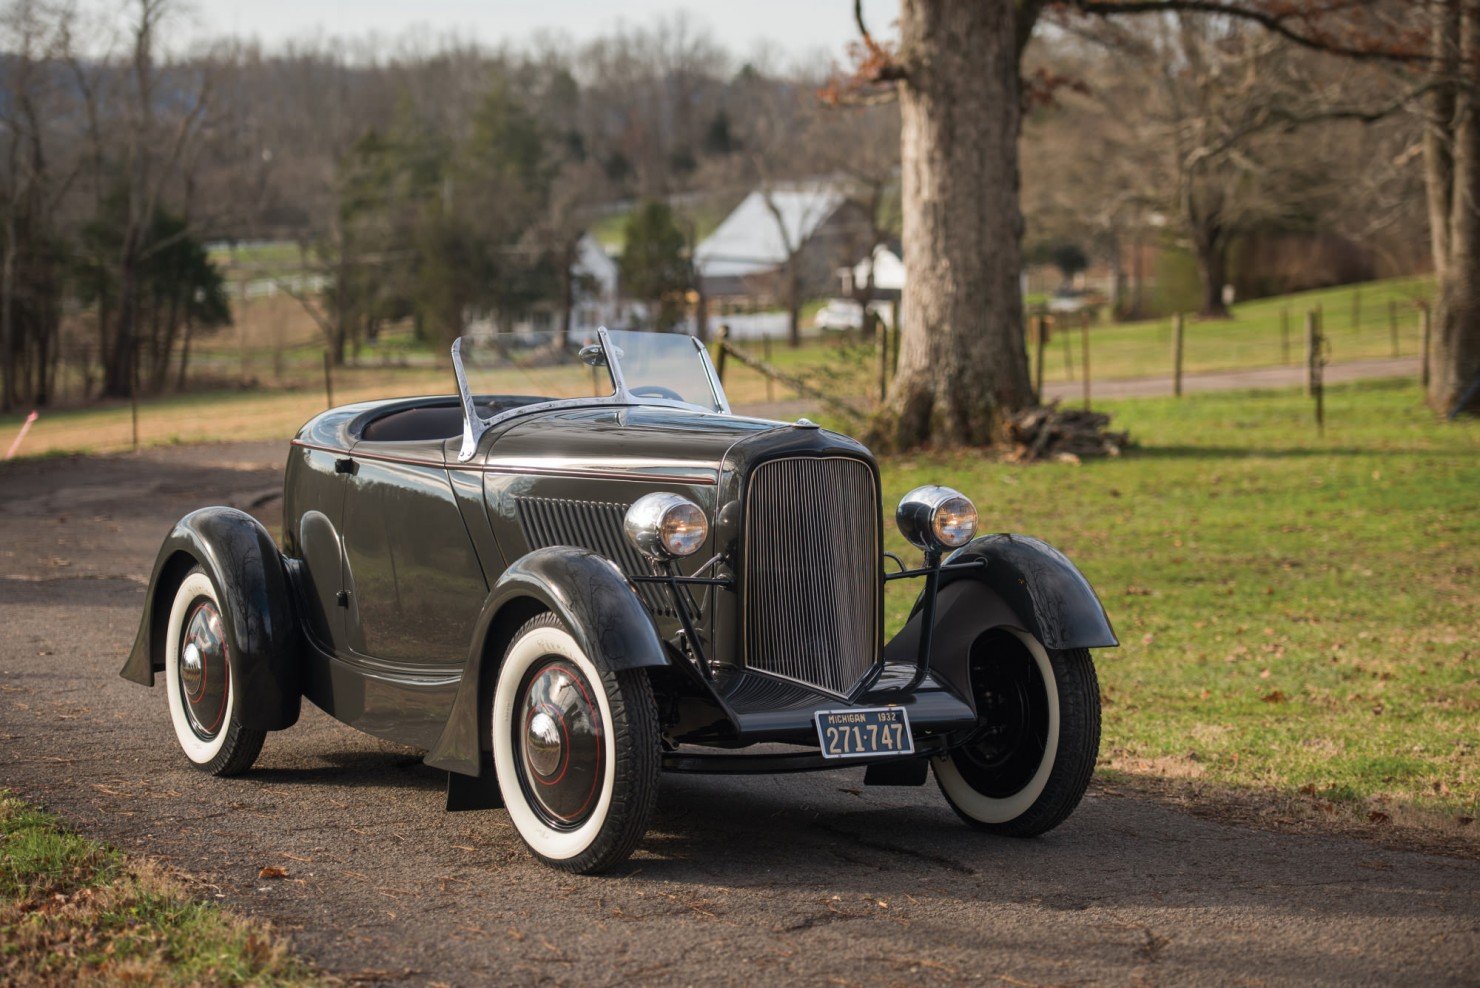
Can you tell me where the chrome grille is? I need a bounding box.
[515,497,674,616]
[743,456,880,696]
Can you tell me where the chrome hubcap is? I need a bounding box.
[525,710,564,777]
[178,599,230,740]
[515,659,603,829]
[181,643,204,694]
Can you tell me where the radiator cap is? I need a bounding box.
[794,418,819,429]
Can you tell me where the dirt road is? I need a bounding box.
[0,443,1474,986]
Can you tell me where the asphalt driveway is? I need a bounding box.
[0,442,1474,985]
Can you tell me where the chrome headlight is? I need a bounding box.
[624,492,709,559]
[895,485,977,551]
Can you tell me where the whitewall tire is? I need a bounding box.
[490,613,658,873]
[163,568,265,775]
[934,628,1100,836]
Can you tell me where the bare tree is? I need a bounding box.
[813,102,901,339]
[0,0,78,410]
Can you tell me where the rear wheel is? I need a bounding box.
[163,568,265,776]
[490,614,659,873]
[934,628,1099,836]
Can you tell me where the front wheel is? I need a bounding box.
[934,629,1100,836]
[163,568,265,776]
[490,614,659,874]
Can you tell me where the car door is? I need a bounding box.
[339,438,489,670]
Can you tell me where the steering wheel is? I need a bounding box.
[629,385,686,402]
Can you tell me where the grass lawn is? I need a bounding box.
[708,275,1437,411]
[880,377,1477,826]
[0,792,310,985]
[1034,275,1435,385]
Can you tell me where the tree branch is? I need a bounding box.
[1068,0,1431,64]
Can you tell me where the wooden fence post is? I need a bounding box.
[1306,310,1319,391]
[322,350,335,409]
[1062,318,1074,380]
[890,302,901,374]
[1172,312,1185,398]
[715,324,729,384]
[1080,311,1091,410]
[1308,312,1320,396]
[1281,307,1290,364]
[1420,301,1431,387]
[130,340,140,452]
[1033,315,1047,401]
[1388,299,1400,358]
[878,315,890,403]
[1308,310,1325,435]
[763,334,775,402]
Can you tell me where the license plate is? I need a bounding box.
[815,707,914,759]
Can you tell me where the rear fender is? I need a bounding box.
[425,546,670,778]
[121,506,301,731]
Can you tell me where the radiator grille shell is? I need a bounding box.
[741,456,881,697]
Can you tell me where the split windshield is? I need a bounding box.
[453,328,726,416]
[604,329,726,412]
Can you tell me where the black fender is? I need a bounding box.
[121,506,301,731]
[425,546,670,778]
[884,533,1116,705]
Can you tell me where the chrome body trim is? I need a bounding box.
[290,439,721,485]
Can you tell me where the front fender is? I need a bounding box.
[945,533,1116,649]
[884,534,1116,704]
[425,546,670,777]
[121,506,301,731]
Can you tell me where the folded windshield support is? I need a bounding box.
[453,327,732,463]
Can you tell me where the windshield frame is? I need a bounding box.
[453,326,731,462]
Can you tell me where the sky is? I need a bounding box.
[186,0,899,62]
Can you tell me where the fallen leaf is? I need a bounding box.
[257,866,289,879]
[1260,690,1287,704]
[1368,811,1390,824]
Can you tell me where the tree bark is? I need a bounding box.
[103,253,139,398]
[785,262,801,347]
[874,0,1033,449]
[1194,234,1231,319]
[1427,0,1480,416]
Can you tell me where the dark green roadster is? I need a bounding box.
[123,328,1117,873]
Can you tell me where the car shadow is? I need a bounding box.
[612,771,1472,924]
[247,747,444,793]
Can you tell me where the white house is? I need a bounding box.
[694,183,870,302]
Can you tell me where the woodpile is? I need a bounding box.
[1004,404,1130,463]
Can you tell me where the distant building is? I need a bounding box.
[842,244,905,297]
[695,183,871,304]
[477,233,637,341]
[569,233,624,336]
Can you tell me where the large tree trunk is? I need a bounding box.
[875,0,1033,450]
[1426,0,1480,416]
[1195,234,1231,319]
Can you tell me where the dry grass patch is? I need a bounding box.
[1,792,315,986]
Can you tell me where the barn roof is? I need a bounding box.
[695,185,847,278]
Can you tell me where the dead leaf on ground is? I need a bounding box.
[1260,690,1287,704]
[257,866,289,879]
